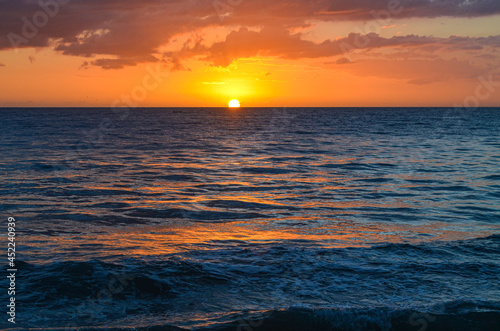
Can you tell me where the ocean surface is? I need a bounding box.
[1,107,500,330]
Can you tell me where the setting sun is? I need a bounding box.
[229,99,240,108]
[228,99,241,108]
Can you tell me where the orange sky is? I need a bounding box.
[0,0,499,107]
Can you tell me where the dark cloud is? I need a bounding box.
[320,0,500,20]
[336,57,352,64]
[90,55,158,70]
[190,27,500,67]
[220,0,500,25]
[1,0,499,68]
[443,35,500,49]
[0,0,218,67]
[190,27,440,66]
[80,60,89,69]
[0,63,5,67]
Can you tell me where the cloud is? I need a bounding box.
[316,0,500,20]
[193,27,435,66]
[336,57,352,65]
[0,63,5,67]
[89,55,158,70]
[185,27,500,67]
[0,0,499,69]
[167,56,191,72]
[217,0,500,24]
[0,0,219,68]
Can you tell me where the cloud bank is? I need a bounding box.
[1,0,499,68]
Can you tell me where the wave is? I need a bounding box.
[126,207,265,221]
[205,199,295,210]
[7,305,500,330]
[239,167,298,175]
[7,235,500,329]
[197,305,500,331]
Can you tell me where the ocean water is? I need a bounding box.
[1,107,499,330]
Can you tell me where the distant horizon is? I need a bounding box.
[1,106,499,109]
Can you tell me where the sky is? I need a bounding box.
[0,0,500,107]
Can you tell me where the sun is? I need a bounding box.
[228,99,240,108]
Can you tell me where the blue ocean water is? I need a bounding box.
[1,107,499,330]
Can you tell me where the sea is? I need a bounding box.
[1,107,499,330]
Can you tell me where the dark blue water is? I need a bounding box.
[1,107,499,330]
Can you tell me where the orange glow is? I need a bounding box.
[23,221,500,263]
[1,47,499,107]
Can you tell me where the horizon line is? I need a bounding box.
[1,106,499,109]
